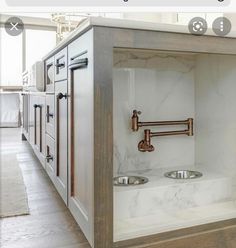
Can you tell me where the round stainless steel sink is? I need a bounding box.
[164,170,203,180]
[113,176,149,186]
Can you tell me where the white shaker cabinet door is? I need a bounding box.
[54,80,68,204]
[68,30,94,247]
[29,95,37,147]
[34,95,46,167]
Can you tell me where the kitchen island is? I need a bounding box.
[22,17,236,248]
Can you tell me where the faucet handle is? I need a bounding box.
[132,110,141,131]
[133,110,142,115]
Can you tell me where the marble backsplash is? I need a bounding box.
[113,51,236,242]
[113,51,236,177]
[113,50,195,175]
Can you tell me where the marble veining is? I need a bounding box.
[113,51,236,241]
[113,51,195,175]
[195,54,236,181]
[114,168,232,220]
[114,50,195,72]
[114,200,236,241]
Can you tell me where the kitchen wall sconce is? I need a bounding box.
[131,110,194,152]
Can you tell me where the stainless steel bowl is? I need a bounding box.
[164,170,203,179]
[113,176,149,186]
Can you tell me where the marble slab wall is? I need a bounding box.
[195,54,236,184]
[113,51,236,242]
[113,50,195,175]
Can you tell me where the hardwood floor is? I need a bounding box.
[0,128,90,248]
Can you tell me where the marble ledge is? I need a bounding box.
[114,200,236,242]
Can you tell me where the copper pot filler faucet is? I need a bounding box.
[131,110,194,152]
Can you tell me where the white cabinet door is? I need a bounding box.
[28,94,46,167]
[68,30,94,247]
[22,93,29,140]
[31,95,46,167]
[54,80,68,204]
[29,95,37,146]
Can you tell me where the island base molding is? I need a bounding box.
[114,219,236,248]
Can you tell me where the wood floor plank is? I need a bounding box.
[0,128,90,248]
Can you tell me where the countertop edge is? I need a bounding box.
[42,16,236,61]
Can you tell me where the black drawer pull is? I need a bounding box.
[34,104,42,109]
[69,58,88,70]
[46,113,54,118]
[57,93,68,100]
[55,62,65,68]
[46,155,53,162]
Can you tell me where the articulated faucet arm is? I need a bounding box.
[131,110,194,152]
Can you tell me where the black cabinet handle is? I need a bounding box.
[34,105,37,145]
[46,113,54,118]
[55,62,65,68]
[34,104,41,108]
[46,155,53,162]
[39,106,42,152]
[57,92,68,100]
[69,58,88,70]
[46,105,53,123]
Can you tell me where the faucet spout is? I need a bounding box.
[138,129,155,152]
[131,110,194,152]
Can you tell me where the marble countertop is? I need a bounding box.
[43,16,236,60]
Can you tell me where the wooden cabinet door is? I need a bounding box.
[55,80,68,204]
[32,95,46,167]
[29,95,36,146]
[68,30,94,246]
[35,97,42,152]
[39,96,46,166]
[22,93,29,140]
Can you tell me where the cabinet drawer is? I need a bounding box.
[46,94,55,138]
[45,134,55,183]
[55,48,67,82]
[45,56,54,93]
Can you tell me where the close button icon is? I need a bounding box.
[5,17,24,36]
